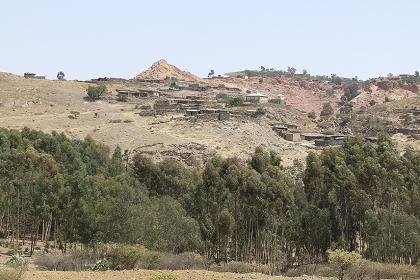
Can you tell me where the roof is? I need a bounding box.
[246,92,268,98]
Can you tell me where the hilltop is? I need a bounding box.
[135,59,203,82]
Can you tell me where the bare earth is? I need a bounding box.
[23,270,324,280]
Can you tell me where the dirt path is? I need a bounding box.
[23,270,323,280]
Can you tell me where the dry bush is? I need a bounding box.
[158,252,206,270]
[284,264,334,278]
[346,261,419,280]
[210,261,270,274]
[34,251,96,271]
[0,265,26,280]
[285,260,419,280]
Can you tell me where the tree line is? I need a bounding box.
[0,128,418,269]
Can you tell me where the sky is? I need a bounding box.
[0,0,419,80]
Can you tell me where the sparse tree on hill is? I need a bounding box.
[302,69,308,75]
[387,73,393,77]
[287,66,297,75]
[57,71,65,80]
[331,74,342,85]
[320,102,334,117]
[260,66,266,72]
[86,85,107,100]
[208,69,215,78]
[415,70,419,77]
[341,82,360,102]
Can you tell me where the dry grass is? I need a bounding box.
[0,266,26,280]
[22,269,324,280]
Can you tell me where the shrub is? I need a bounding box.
[327,249,362,280]
[34,251,95,271]
[35,254,68,271]
[117,93,128,102]
[342,83,360,101]
[346,260,419,280]
[210,261,270,274]
[109,119,122,123]
[255,107,265,116]
[124,119,134,123]
[106,245,143,270]
[86,85,107,100]
[69,111,80,119]
[169,82,178,89]
[0,266,25,280]
[137,250,163,270]
[90,258,110,271]
[150,272,178,280]
[216,93,229,102]
[308,111,316,119]
[140,104,152,110]
[6,254,26,267]
[369,100,377,106]
[105,245,163,270]
[229,96,244,106]
[320,102,334,117]
[158,252,206,270]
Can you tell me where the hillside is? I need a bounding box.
[0,63,419,166]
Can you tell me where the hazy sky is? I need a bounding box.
[1,0,419,80]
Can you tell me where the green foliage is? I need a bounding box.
[216,92,229,102]
[255,107,265,116]
[0,128,419,273]
[86,85,107,100]
[68,111,80,119]
[125,196,202,253]
[228,96,244,106]
[90,259,110,271]
[139,104,152,110]
[105,245,163,270]
[321,102,334,117]
[6,254,26,267]
[342,83,360,102]
[331,74,342,85]
[308,111,316,119]
[117,92,128,102]
[327,249,362,280]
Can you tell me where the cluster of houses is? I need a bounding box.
[272,123,346,147]
[24,72,45,79]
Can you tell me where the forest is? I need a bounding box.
[0,128,419,271]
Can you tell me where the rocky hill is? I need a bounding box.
[135,59,203,82]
